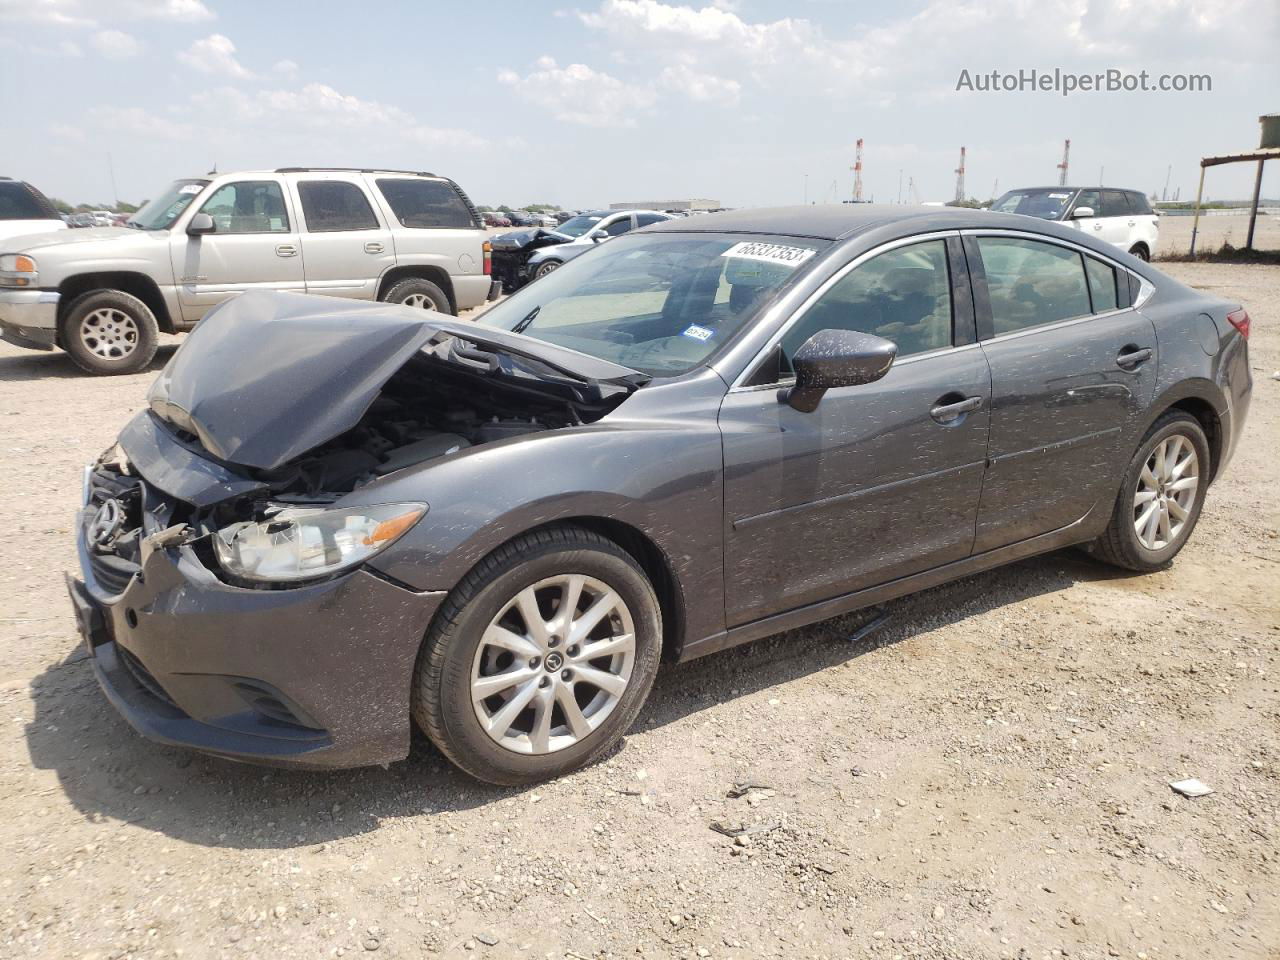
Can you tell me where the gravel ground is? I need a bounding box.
[1,262,1276,960]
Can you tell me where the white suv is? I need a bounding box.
[0,177,67,243]
[0,167,499,374]
[991,187,1159,261]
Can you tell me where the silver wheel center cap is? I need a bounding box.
[544,651,564,672]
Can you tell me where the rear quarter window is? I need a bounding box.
[1126,192,1153,215]
[375,178,476,229]
[297,180,379,232]
[0,181,59,221]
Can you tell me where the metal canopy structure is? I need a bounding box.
[1190,113,1279,255]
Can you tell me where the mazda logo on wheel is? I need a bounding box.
[88,498,124,547]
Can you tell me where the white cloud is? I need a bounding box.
[186,82,487,149]
[498,56,657,127]
[658,64,739,105]
[177,33,252,79]
[87,105,197,142]
[0,0,214,26]
[272,59,299,77]
[90,29,141,59]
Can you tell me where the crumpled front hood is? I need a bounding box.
[490,227,570,251]
[147,290,644,472]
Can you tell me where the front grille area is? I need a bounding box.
[117,644,178,709]
[88,549,140,595]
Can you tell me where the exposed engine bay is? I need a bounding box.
[489,227,571,292]
[254,341,624,500]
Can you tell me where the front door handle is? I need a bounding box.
[930,395,983,423]
[1093,223,1103,230]
[275,244,298,257]
[1116,347,1153,369]
[364,241,384,254]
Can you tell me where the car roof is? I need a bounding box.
[641,204,1042,241]
[1005,185,1143,194]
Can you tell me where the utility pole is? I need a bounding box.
[897,168,903,204]
[1057,139,1070,186]
[803,173,808,205]
[954,146,966,204]
[1099,166,1104,186]
[1162,164,1172,201]
[991,178,999,201]
[851,138,864,202]
[107,152,119,208]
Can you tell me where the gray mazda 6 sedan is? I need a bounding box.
[68,205,1253,785]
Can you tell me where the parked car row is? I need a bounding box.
[0,167,500,373]
[490,208,674,292]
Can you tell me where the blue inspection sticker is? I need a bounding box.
[682,324,714,342]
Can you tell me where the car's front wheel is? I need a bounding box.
[1091,411,1210,571]
[534,260,561,280]
[412,526,662,785]
[59,288,160,376]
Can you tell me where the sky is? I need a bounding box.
[2,0,1277,210]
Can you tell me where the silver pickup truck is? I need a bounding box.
[0,167,499,374]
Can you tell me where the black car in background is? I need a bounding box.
[69,205,1251,785]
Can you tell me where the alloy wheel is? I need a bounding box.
[1133,434,1199,550]
[401,293,436,309]
[80,308,138,360]
[470,574,635,755]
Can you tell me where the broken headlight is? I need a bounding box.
[213,503,425,583]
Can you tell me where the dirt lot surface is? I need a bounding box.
[1,263,1277,960]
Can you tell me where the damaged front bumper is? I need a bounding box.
[70,491,446,770]
[0,289,59,350]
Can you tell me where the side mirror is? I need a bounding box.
[785,329,897,413]
[186,212,216,236]
[590,229,610,242]
[1070,206,1095,219]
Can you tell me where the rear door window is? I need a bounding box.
[976,237,1092,335]
[297,180,379,232]
[375,178,475,228]
[636,213,668,227]
[1100,190,1129,218]
[1084,256,1120,313]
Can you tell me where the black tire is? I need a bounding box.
[1091,411,1211,571]
[59,289,159,376]
[1128,244,1150,262]
[412,525,662,786]
[533,260,561,280]
[382,278,454,315]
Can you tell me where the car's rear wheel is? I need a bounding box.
[382,278,453,315]
[1091,411,1210,571]
[534,260,561,280]
[412,526,662,785]
[60,288,159,376]
[1128,243,1150,261]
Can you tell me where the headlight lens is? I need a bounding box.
[0,254,37,287]
[214,502,426,583]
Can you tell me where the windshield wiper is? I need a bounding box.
[512,305,540,335]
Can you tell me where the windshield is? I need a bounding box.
[128,179,209,230]
[554,214,604,238]
[477,232,829,377]
[990,189,1076,220]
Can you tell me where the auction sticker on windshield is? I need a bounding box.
[721,241,816,268]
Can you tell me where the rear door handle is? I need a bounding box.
[1116,347,1153,369]
[364,241,384,254]
[930,395,983,423]
[275,244,298,257]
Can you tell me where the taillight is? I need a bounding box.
[482,240,492,276]
[1226,307,1250,339]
